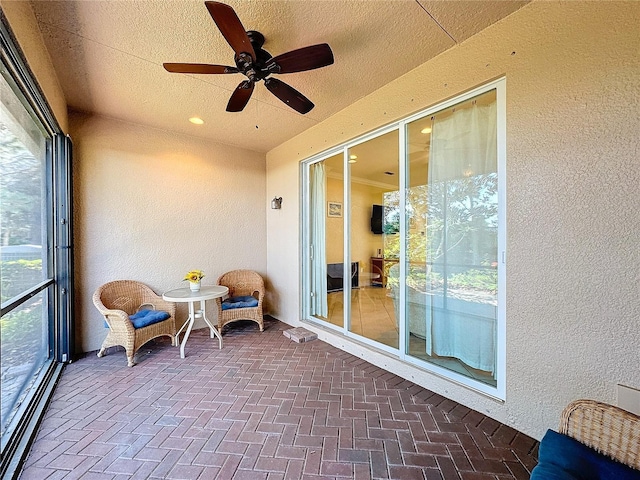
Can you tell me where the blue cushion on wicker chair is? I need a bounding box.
[221,295,259,310]
[531,429,640,480]
[128,309,171,329]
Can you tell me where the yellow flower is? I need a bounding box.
[183,270,205,283]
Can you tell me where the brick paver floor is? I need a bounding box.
[19,317,538,479]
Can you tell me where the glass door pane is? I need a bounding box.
[309,153,344,327]
[348,131,399,348]
[405,89,498,386]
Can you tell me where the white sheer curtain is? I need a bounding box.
[425,100,498,374]
[310,162,328,317]
[428,103,496,180]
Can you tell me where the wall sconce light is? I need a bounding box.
[271,196,283,209]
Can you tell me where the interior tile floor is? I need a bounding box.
[19,317,538,480]
[324,287,495,386]
[325,286,398,346]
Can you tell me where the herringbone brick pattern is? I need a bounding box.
[19,317,538,479]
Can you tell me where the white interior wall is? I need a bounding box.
[326,177,345,264]
[350,182,386,285]
[325,177,383,273]
[70,113,267,353]
[265,1,640,440]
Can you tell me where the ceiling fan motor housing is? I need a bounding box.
[234,31,275,82]
[246,30,265,49]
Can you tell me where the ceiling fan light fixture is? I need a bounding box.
[189,117,204,125]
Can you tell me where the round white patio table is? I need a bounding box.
[162,285,228,359]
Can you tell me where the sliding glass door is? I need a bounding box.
[303,79,505,397]
[405,89,499,387]
[348,131,399,349]
[309,153,344,327]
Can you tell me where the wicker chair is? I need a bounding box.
[215,270,265,334]
[559,399,640,470]
[93,280,176,367]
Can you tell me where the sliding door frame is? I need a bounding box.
[301,78,506,399]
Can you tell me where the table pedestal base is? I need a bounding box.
[174,299,223,358]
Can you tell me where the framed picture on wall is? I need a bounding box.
[327,202,342,218]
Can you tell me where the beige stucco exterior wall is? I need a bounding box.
[266,1,640,440]
[1,0,68,132]
[71,113,267,354]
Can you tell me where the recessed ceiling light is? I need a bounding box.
[348,159,357,164]
[349,154,358,159]
[421,127,432,134]
[189,117,204,125]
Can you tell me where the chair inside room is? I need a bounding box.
[327,262,359,292]
[215,270,265,334]
[93,280,176,367]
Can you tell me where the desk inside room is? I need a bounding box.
[370,257,398,287]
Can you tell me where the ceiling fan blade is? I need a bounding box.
[267,44,334,74]
[264,78,314,114]
[205,1,256,61]
[163,63,238,74]
[226,80,254,112]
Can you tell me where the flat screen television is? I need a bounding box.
[371,204,383,234]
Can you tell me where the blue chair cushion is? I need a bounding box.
[221,295,259,310]
[530,429,640,480]
[128,309,171,329]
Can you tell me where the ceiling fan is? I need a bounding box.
[163,1,334,114]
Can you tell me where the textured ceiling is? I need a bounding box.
[29,0,528,153]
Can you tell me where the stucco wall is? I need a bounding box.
[266,1,640,440]
[1,0,68,132]
[71,113,267,354]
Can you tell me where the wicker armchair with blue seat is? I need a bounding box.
[531,399,640,479]
[215,270,265,334]
[93,280,176,367]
